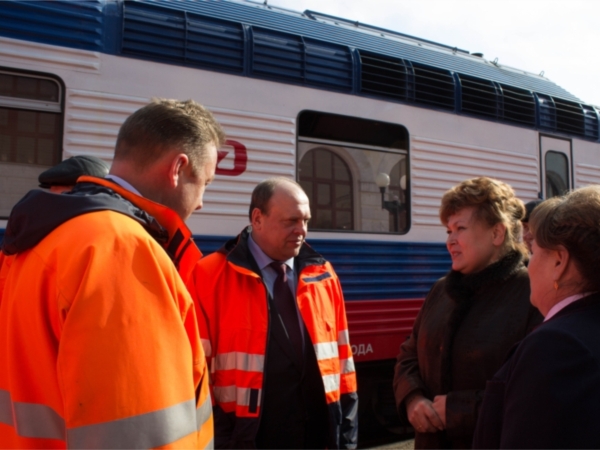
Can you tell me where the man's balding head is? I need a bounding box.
[249,177,306,220]
[250,178,311,261]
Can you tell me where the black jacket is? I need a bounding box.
[393,251,542,449]
[473,292,600,449]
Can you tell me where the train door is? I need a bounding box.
[539,135,572,198]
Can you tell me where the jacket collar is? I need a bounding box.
[2,176,200,282]
[78,176,201,281]
[445,250,524,303]
[222,227,325,275]
[545,291,600,322]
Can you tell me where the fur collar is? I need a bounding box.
[440,250,525,392]
[444,250,524,304]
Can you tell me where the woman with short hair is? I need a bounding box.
[473,186,600,449]
[393,177,542,449]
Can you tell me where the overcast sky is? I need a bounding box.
[268,0,600,106]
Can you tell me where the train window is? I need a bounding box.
[299,148,354,230]
[297,111,409,234]
[0,70,63,218]
[545,151,569,198]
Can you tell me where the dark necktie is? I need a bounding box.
[269,262,304,362]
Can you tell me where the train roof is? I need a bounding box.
[0,0,579,101]
[1,0,598,140]
[154,0,578,102]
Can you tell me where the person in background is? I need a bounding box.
[393,177,542,449]
[0,99,223,449]
[189,177,358,449]
[521,199,542,253]
[38,155,109,193]
[473,186,600,449]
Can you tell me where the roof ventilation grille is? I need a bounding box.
[500,85,536,127]
[582,105,599,140]
[251,28,304,82]
[0,0,103,51]
[251,27,352,91]
[411,63,455,111]
[304,38,353,91]
[359,51,407,100]
[536,94,556,131]
[554,98,585,137]
[459,75,498,119]
[122,2,245,73]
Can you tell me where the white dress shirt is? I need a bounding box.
[247,232,304,340]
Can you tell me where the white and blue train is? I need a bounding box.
[1,0,599,439]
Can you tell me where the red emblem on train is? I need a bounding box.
[217,140,247,176]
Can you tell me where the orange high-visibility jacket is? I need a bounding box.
[0,177,213,449]
[190,229,358,448]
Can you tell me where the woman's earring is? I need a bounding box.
[553,280,559,291]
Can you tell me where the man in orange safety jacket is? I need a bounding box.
[0,99,223,449]
[190,178,358,449]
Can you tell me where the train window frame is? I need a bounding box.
[0,70,62,112]
[298,147,355,231]
[0,70,63,165]
[545,150,569,198]
[0,69,64,219]
[297,110,410,235]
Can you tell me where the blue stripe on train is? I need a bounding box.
[194,235,450,301]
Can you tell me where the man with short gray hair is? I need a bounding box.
[191,177,359,449]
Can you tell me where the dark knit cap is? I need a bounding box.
[38,155,109,188]
[522,199,543,223]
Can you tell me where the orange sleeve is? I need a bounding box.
[53,212,209,448]
[188,260,216,399]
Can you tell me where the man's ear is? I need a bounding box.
[250,207,262,230]
[167,153,189,188]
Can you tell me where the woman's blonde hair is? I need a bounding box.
[440,177,526,255]
[530,185,600,292]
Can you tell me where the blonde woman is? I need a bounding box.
[393,177,542,449]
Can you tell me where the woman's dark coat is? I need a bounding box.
[393,251,542,449]
[473,292,600,449]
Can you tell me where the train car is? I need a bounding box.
[2,0,600,441]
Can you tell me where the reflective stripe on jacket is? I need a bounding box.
[190,229,358,448]
[0,177,213,449]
